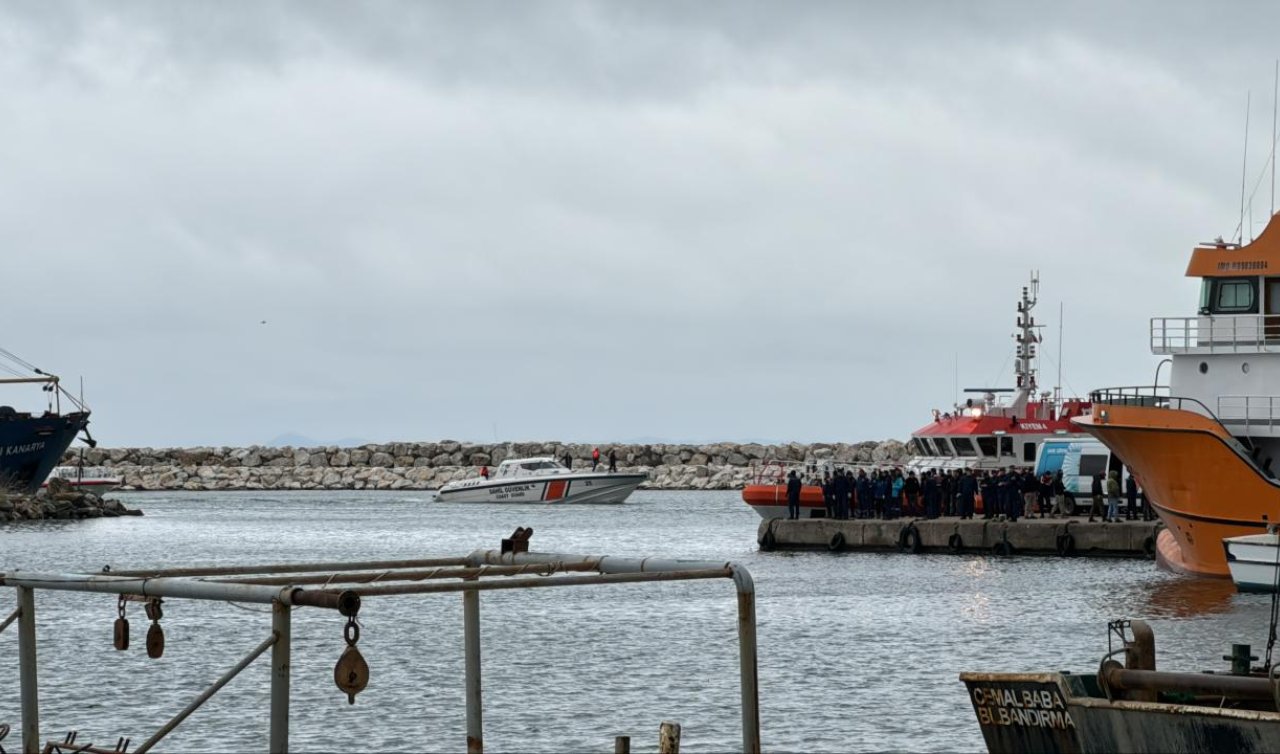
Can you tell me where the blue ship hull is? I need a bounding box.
[0,411,89,494]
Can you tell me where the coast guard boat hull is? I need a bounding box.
[436,457,647,504]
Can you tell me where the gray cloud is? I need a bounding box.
[0,2,1275,445]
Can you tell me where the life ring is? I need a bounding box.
[992,540,1013,557]
[759,527,777,551]
[1142,535,1156,560]
[1055,532,1076,557]
[899,524,922,554]
[828,531,846,552]
[947,533,963,553]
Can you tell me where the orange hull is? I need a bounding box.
[1075,405,1273,577]
[741,484,826,507]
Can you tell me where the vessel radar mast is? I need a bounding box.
[1008,272,1042,415]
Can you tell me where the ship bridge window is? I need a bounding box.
[1023,442,1036,462]
[976,437,997,457]
[1201,277,1258,314]
[911,438,930,456]
[934,438,954,456]
[952,437,977,457]
[1000,436,1013,457]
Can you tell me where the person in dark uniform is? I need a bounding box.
[903,472,921,517]
[923,471,939,519]
[835,469,851,520]
[1125,473,1138,520]
[981,471,997,519]
[785,470,802,520]
[608,448,618,473]
[822,472,835,518]
[856,471,873,519]
[562,451,573,469]
[1089,473,1104,522]
[959,470,978,519]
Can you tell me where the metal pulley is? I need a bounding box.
[145,598,165,658]
[113,596,129,651]
[334,617,369,704]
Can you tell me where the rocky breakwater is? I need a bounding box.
[59,440,911,492]
[0,478,143,522]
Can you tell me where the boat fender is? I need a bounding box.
[828,531,846,552]
[1142,534,1156,560]
[899,524,922,554]
[947,532,963,553]
[992,540,1013,557]
[1055,532,1076,557]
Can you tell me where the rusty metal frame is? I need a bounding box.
[1,548,759,754]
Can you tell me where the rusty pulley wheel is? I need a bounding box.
[146,621,165,659]
[334,645,369,704]
[114,596,130,651]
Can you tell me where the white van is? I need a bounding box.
[1034,439,1131,512]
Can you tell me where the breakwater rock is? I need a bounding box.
[0,479,143,522]
[59,440,911,492]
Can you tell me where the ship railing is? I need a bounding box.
[749,459,897,484]
[1088,387,1219,419]
[1216,395,1280,433]
[1150,314,1280,354]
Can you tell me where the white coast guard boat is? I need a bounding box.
[436,457,647,504]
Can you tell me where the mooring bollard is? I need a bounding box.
[614,734,631,754]
[659,721,681,754]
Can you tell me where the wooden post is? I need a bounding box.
[659,721,681,754]
[614,735,630,754]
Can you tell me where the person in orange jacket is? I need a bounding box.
[591,447,600,471]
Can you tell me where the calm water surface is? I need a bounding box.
[0,490,1269,752]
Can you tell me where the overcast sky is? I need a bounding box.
[2,2,1277,447]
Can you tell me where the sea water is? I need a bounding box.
[0,490,1266,752]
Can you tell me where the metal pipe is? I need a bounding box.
[467,550,760,752]
[2,573,306,607]
[218,561,600,587]
[731,565,761,754]
[133,632,278,754]
[18,588,38,754]
[463,580,482,754]
[106,556,470,579]
[270,602,290,754]
[0,606,18,635]
[468,549,744,576]
[1103,666,1275,700]
[321,569,733,598]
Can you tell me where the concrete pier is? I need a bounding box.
[757,517,1162,558]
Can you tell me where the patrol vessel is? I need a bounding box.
[742,274,1091,518]
[1076,214,1280,577]
[435,456,647,504]
[905,273,1091,474]
[0,351,93,494]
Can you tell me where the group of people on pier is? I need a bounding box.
[783,465,1153,523]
